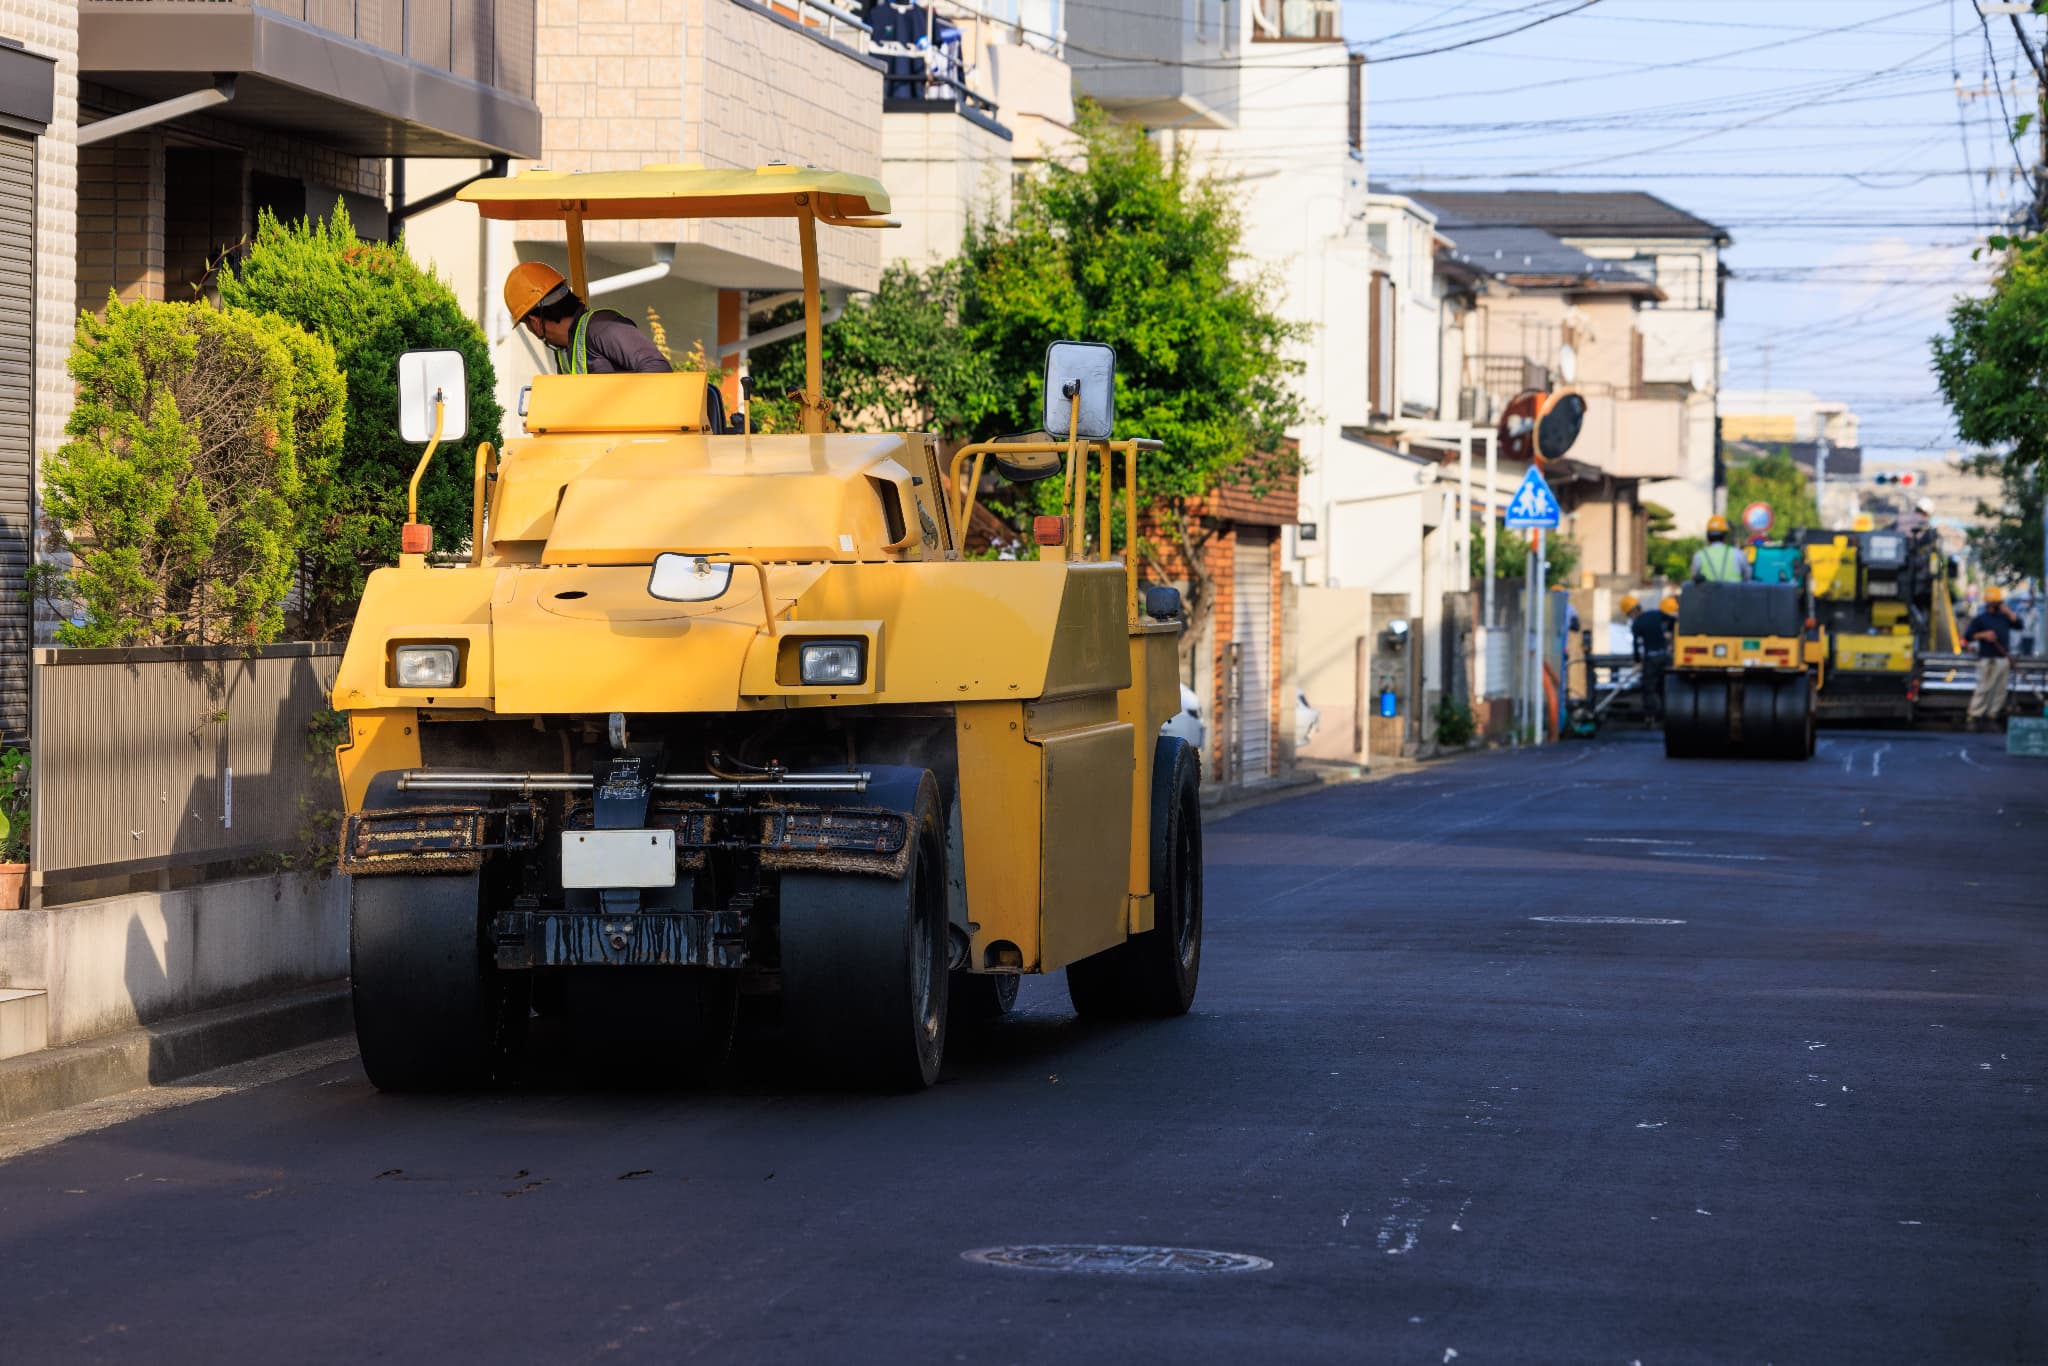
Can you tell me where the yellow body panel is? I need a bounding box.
[523,372,712,434]
[1804,538,1858,601]
[335,708,422,813]
[1038,722,1135,971]
[954,701,1044,970]
[1833,631,1916,674]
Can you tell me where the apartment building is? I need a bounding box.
[1414,191,1729,533]
[4,0,539,741]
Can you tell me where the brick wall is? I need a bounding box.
[73,83,388,311]
[75,132,161,307]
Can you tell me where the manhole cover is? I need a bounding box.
[1530,915,1685,925]
[963,1244,1273,1275]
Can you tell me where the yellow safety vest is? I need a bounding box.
[548,309,629,375]
[1699,543,1745,582]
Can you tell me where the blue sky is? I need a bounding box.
[1343,0,2021,463]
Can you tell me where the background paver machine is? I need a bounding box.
[1787,525,1960,724]
[330,165,1201,1091]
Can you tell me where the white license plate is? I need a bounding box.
[560,829,677,889]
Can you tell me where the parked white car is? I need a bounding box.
[1161,683,1205,753]
[1295,690,1321,748]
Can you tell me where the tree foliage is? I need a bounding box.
[960,106,1306,507]
[760,106,1306,667]
[1469,526,1579,588]
[752,259,993,435]
[1932,245,2048,584]
[35,296,343,646]
[1724,447,1820,533]
[1640,500,1701,583]
[218,203,502,634]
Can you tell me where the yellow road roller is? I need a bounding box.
[329,166,1199,1091]
[1664,580,1825,760]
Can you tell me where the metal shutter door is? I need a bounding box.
[0,132,32,744]
[1233,528,1274,781]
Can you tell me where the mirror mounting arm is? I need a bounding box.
[402,395,445,558]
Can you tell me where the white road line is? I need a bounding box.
[1870,742,1891,778]
[1646,850,1782,862]
[1582,838,1695,846]
[1960,749,1984,768]
[1839,742,1864,775]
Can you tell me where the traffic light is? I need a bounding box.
[1871,471,1918,487]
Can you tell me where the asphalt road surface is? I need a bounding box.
[1,730,2042,1365]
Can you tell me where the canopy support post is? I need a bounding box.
[565,212,589,298]
[799,205,824,435]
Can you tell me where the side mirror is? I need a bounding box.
[398,349,469,443]
[1042,340,1117,441]
[649,553,734,602]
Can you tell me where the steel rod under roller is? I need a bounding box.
[398,771,871,793]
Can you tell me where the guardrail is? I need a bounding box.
[30,645,342,900]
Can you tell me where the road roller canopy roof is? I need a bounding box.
[457,163,896,226]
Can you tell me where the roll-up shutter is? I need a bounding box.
[0,131,33,744]
[1233,527,1275,781]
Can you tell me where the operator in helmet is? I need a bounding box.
[1689,514,1751,582]
[503,262,671,375]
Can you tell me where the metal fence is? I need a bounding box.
[30,645,342,897]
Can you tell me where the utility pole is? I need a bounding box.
[1815,430,1831,526]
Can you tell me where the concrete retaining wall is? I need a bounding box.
[0,873,348,1046]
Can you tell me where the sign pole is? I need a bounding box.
[1484,438,1498,624]
[1534,529,1548,746]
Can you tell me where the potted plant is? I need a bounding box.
[0,748,27,909]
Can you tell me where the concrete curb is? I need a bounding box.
[0,982,352,1125]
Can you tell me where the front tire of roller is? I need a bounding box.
[780,773,949,1091]
[1693,675,1732,759]
[1664,675,1698,758]
[351,872,517,1092]
[1067,737,1203,1019]
[1772,674,1814,760]
[1741,675,1778,758]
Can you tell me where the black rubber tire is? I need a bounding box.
[1663,675,1697,758]
[948,970,1019,1031]
[1741,675,1777,757]
[1067,736,1203,1019]
[351,873,515,1092]
[1694,675,1732,759]
[1772,674,1814,761]
[780,773,948,1090]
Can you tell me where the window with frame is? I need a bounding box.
[1253,0,1337,40]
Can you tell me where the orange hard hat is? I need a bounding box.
[504,261,568,325]
[1619,594,1640,613]
[1986,584,2005,603]
[1660,595,1680,615]
[1706,514,1730,534]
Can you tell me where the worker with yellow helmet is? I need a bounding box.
[503,262,672,376]
[1623,591,1676,723]
[1689,514,1751,582]
[1964,584,2022,729]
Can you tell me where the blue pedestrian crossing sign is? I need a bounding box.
[1504,466,1561,529]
